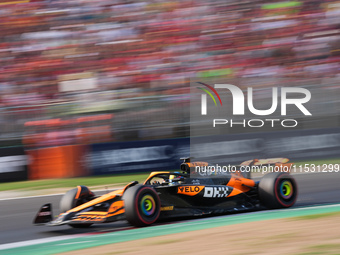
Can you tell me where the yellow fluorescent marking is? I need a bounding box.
[161,206,174,211]
[0,0,29,5]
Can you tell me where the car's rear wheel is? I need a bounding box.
[258,172,297,209]
[123,185,160,227]
[59,185,95,228]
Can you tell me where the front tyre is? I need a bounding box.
[123,185,160,227]
[59,185,95,228]
[258,172,297,209]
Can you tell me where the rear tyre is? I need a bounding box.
[59,186,95,228]
[258,172,297,209]
[123,185,160,227]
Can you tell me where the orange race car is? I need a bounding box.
[33,158,297,228]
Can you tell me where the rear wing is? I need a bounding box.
[179,157,293,178]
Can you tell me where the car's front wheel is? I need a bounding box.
[123,185,161,227]
[59,185,95,228]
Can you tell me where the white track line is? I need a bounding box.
[0,193,65,201]
[0,189,113,201]
[0,236,72,250]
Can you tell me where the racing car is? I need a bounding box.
[33,158,297,227]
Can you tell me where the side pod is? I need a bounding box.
[33,203,53,224]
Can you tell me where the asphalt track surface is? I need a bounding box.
[1,172,340,246]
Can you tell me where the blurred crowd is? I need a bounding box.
[1,0,340,146]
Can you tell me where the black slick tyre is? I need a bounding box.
[258,172,297,209]
[123,185,160,227]
[59,185,94,228]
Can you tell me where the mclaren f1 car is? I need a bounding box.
[33,158,297,227]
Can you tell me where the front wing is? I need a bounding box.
[34,199,125,226]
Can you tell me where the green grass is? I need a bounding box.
[294,212,340,220]
[0,172,152,192]
[297,243,340,255]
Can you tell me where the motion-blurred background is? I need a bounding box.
[1,0,340,182]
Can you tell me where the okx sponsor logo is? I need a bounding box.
[197,82,312,128]
[203,186,231,198]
